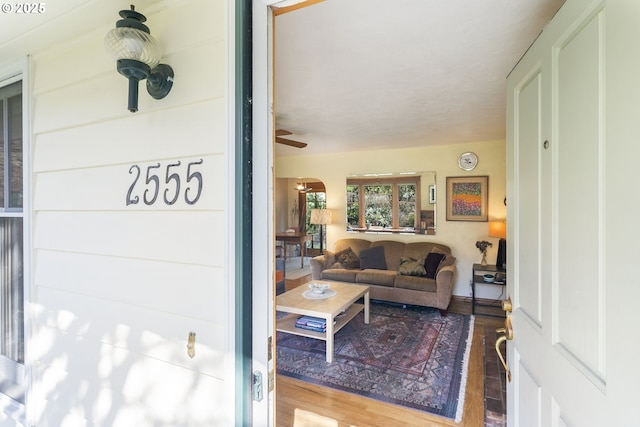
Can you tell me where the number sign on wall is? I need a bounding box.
[126,159,204,206]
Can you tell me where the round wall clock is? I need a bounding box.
[457,152,478,171]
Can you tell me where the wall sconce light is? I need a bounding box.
[104,5,174,112]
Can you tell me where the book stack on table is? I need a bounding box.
[295,315,330,332]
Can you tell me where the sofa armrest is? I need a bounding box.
[310,255,326,280]
[435,265,456,310]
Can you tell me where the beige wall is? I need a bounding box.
[276,139,506,298]
[20,1,231,425]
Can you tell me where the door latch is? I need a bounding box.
[252,371,263,402]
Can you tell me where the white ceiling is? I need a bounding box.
[0,0,563,158]
[274,0,564,156]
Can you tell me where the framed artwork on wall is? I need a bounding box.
[446,176,488,221]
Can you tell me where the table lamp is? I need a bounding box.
[489,221,507,270]
[310,209,332,254]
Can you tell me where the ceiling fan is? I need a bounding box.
[295,180,313,192]
[276,129,307,148]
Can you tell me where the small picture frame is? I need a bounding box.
[429,184,436,204]
[446,176,488,221]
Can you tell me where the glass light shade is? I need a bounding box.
[105,27,161,68]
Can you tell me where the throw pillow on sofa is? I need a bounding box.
[424,252,445,279]
[359,246,387,270]
[430,247,456,270]
[398,256,426,276]
[335,247,360,269]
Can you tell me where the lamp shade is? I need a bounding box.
[310,209,332,225]
[105,27,162,68]
[489,221,507,239]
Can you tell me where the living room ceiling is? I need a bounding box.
[274,0,564,156]
[0,0,563,158]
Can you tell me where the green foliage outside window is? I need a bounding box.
[364,185,392,227]
[398,184,416,227]
[346,179,418,229]
[305,191,326,248]
[346,185,359,226]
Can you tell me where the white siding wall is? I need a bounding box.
[28,1,230,425]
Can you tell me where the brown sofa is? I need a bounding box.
[310,238,456,314]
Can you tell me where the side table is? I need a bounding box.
[276,231,312,268]
[472,263,506,317]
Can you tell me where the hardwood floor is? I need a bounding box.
[275,301,504,427]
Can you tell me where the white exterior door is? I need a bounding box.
[252,1,279,425]
[252,2,321,425]
[506,0,640,425]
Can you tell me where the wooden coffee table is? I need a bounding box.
[276,281,370,363]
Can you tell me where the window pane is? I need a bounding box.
[346,185,359,227]
[8,94,22,208]
[305,192,326,249]
[398,183,417,228]
[0,81,24,403]
[364,184,392,227]
[0,217,23,365]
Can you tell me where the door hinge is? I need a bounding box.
[268,369,275,392]
[252,371,263,402]
[268,335,273,361]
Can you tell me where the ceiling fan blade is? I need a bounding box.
[275,129,293,137]
[275,136,308,148]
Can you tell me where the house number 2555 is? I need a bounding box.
[126,159,204,206]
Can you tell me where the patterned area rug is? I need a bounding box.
[277,302,474,422]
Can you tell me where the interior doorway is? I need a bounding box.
[274,177,326,291]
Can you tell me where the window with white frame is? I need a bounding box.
[0,80,25,404]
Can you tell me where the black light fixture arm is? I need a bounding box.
[147,64,174,100]
[117,59,150,113]
[106,5,174,112]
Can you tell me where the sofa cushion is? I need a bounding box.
[398,256,427,276]
[355,269,397,287]
[321,268,359,282]
[394,275,437,292]
[424,252,445,279]
[333,239,372,256]
[359,246,387,270]
[371,241,406,271]
[322,250,337,269]
[403,242,436,260]
[430,247,456,270]
[335,247,360,269]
